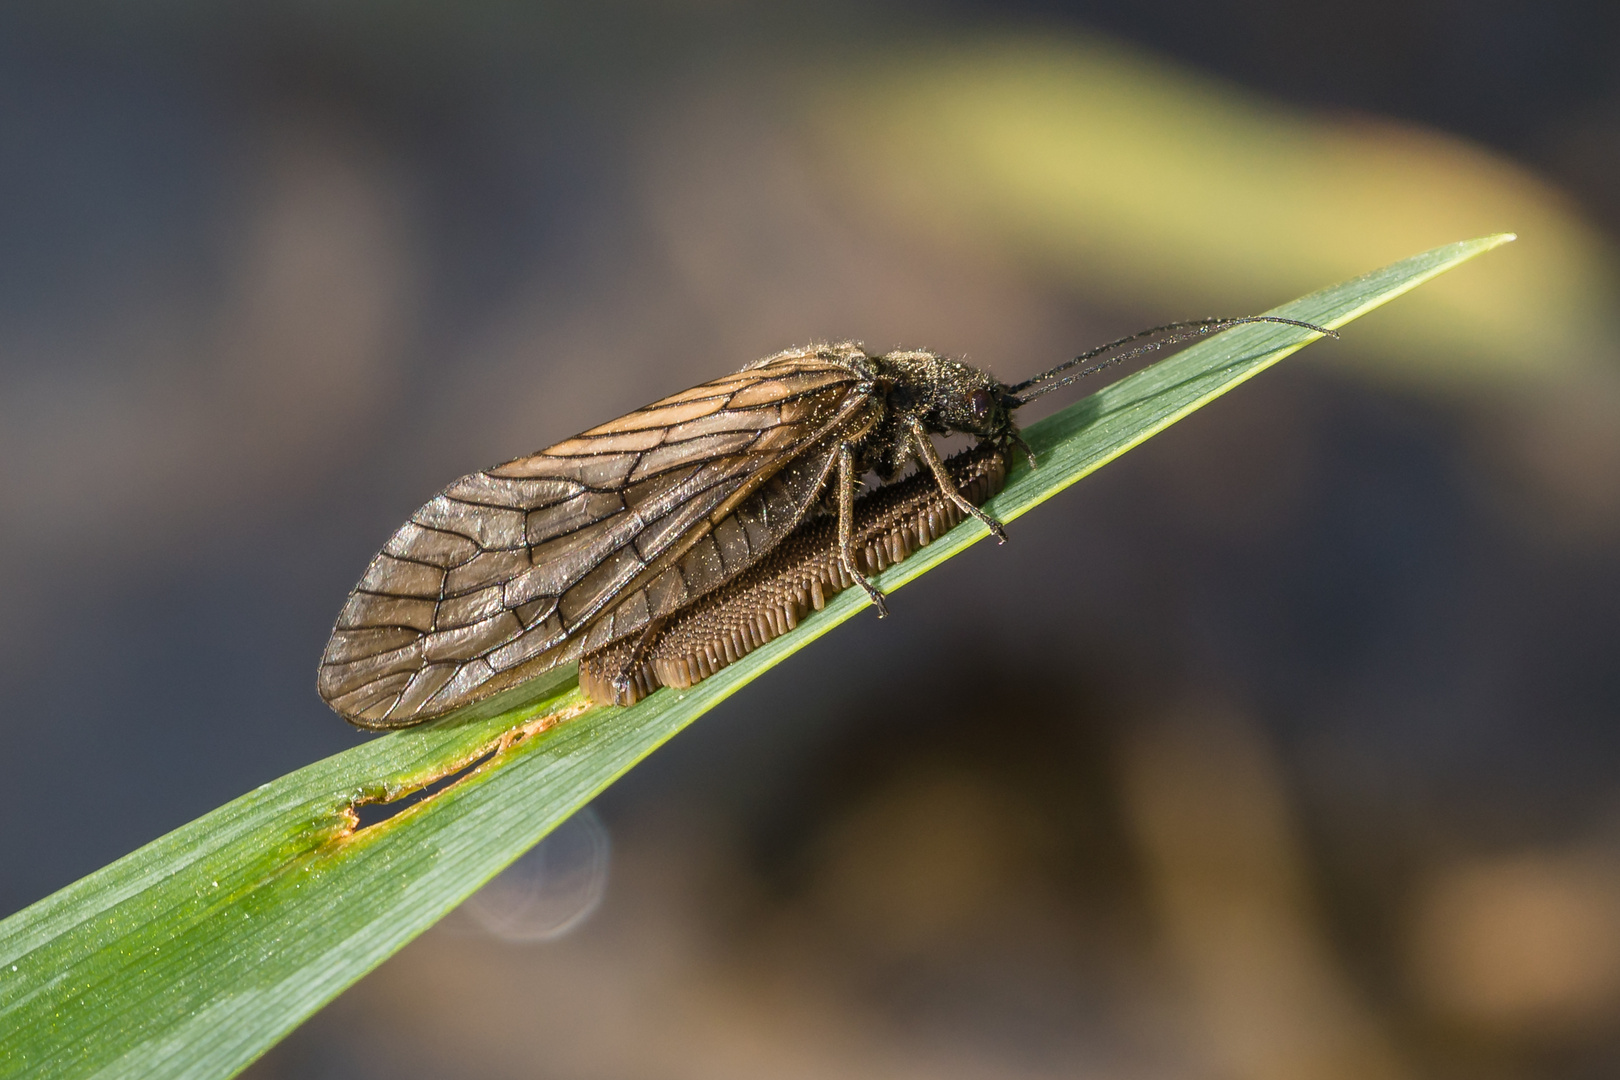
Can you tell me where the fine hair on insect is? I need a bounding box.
[319,315,1333,725]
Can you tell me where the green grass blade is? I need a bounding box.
[0,234,1512,1080]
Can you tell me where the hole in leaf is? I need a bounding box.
[351,745,499,830]
[339,694,594,838]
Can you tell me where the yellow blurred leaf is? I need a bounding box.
[807,34,1619,390]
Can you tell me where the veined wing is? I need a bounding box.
[318,348,875,727]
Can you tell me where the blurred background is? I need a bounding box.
[3,1,1619,1077]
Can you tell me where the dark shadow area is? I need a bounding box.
[350,748,500,832]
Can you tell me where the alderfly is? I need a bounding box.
[319,317,1331,726]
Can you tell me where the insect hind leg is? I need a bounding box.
[837,443,890,617]
[604,617,670,705]
[579,618,666,706]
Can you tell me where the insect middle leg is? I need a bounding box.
[837,443,890,617]
[905,417,1009,543]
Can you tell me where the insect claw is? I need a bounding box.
[859,578,890,617]
[1009,434,1037,471]
[962,501,1008,544]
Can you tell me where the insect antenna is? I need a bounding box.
[1007,316,1336,406]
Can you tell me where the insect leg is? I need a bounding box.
[906,417,1008,543]
[1007,431,1038,471]
[609,616,668,705]
[838,443,890,617]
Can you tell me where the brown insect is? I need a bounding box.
[319,317,1328,727]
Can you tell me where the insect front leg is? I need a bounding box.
[905,417,1008,543]
[837,443,890,617]
[1007,431,1038,471]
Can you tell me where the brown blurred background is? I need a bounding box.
[3,2,1619,1077]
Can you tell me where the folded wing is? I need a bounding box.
[318,349,873,727]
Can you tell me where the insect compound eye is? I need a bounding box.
[969,388,993,424]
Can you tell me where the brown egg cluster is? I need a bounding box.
[579,444,1008,705]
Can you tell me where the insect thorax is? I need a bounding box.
[855,350,1010,479]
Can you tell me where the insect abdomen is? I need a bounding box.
[578,444,1008,705]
